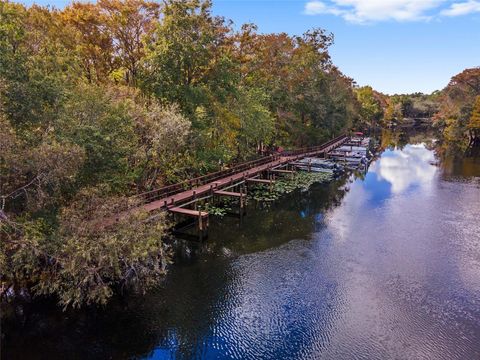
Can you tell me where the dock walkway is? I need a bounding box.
[108,134,349,225]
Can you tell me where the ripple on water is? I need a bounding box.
[3,143,480,360]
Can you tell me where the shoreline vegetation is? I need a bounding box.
[1,0,479,309]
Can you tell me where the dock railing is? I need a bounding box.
[124,134,347,210]
[133,155,280,204]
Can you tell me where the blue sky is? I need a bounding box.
[17,0,480,94]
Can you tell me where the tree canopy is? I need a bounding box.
[434,67,480,150]
[1,0,368,308]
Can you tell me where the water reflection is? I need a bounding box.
[372,143,437,194]
[3,136,480,360]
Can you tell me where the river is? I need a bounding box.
[2,134,480,359]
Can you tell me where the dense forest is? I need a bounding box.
[1,0,479,309]
[0,0,375,308]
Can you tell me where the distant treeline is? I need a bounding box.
[364,68,480,151]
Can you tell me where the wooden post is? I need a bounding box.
[240,191,244,218]
[198,214,203,241]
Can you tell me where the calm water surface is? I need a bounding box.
[3,140,480,359]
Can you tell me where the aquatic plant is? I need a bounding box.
[248,172,333,202]
[198,203,232,217]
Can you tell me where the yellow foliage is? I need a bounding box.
[468,96,480,130]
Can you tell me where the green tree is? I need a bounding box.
[355,86,383,129]
[233,87,275,157]
[434,68,480,149]
[0,3,80,139]
[98,0,160,85]
[61,2,115,83]
[56,84,139,190]
[1,188,170,309]
[133,102,192,187]
[142,0,235,115]
[468,95,480,147]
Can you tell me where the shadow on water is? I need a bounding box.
[2,130,480,360]
[1,177,352,360]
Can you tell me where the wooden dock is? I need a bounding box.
[106,134,349,231]
[169,207,208,218]
[246,178,275,185]
[214,190,245,198]
[270,169,294,174]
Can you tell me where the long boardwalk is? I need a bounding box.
[109,134,349,225]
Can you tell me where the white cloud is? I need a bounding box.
[376,144,436,194]
[304,1,346,16]
[441,1,480,16]
[304,0,480,23]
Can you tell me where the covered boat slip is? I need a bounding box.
[291,157,341,174]
[290,165,335,174]
[346,136,371,148]
[336,145,368,155]
[327,154,368,167]
[326,136,372,168]
[291,136,372,173]
[293,158,338,168]
[328,151,364,159]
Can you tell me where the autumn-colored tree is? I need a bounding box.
[434,67,480,149]
[232,23,259,80]
[468,96,480,147]
[383,101,395,126]
[355,86,383,129]
[98,0,160,84]
[1,0,365,309]
[449,68,480,94]
[142,0,234,110]
[232,26,355,146]
[62,2,115,82]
